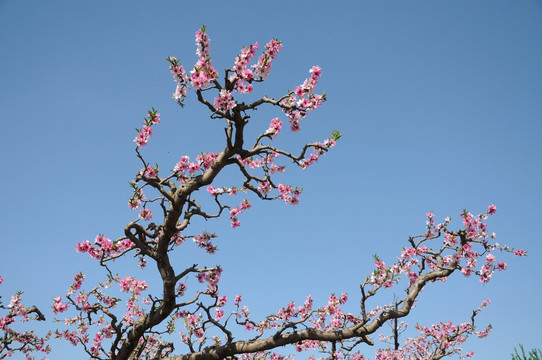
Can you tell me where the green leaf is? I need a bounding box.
[331,129,342,141]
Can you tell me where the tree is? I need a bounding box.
[0,26,526,360]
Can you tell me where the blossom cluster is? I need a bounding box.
[229,199,251,228]
[172,152,219,182]
[264,117,283,137]
[237,152,284,174]
[141,164,158,178]
[168,26,220,105]
[282,65,326,132]
[75,235,134,260]
[213,89,237,112]
[192,231,218,255]
[206,185,241,197]
[375,316,479,360]
[190,26,218,89]
[374,300,492,360]
[253,39,282,79]
[367,205,528,291]
[230,43,259,93]
[120,277,149,326]
[52,274,152,357]
[133,109,160,148]
[196,267,222,296]
[169,56,190,104]
[0,279,51,358]
[138,208,152,221]
[128,187,145,210]
[277,184,302,205]
[119,276,148,297]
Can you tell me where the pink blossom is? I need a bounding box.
[75,240,92,254]
[128,197,141,209]
[119,276,148,296]
[138,208,152,221]
[170,63,187,82]
[143,165,158,178]
[514,249,527,256]
[197,152,219,170]
[310,65,322,78]
[213,89,236,112]
[444,232,457,246]
[217,296,227,307]
[253,38,282,79]
[408,271,418,285]
[401,248,417,260]
[133,129,150,147]
[265,118,283,137]
[71,272,85,292]
[188,162,201,174]
[173,83,188,100]
[231,43,258,93]
[215,308,224,320]
[258,181,272,195]
[52,297,69,314]
[461,267,472,277]
[488,204,497,215]
[147,111,160,125]
[174,156,190,173]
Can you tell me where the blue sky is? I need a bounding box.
[1,1,541,358]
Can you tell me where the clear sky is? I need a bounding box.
[1,1,541,359]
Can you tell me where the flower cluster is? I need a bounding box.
[253,39,282,79]
[369,206,529,289]
[196,267,222,296]
[128,186,145,210]
[264,117,283,137]
[236,152,284,173]
[190,26,218,89]
[230,43,259,93]
[0,279,51,358]
[172,152,219,182]
[206,186,241,197]
[282,66,326,132]
[75,235,133,260]
[192,231,218,255]
[375,319,477,360]
[213,89,237,112]
[52,297,69,315]
[119,276,148,297]
[277,184,302,205]
[138,208,152,221]
[169,56,190,105]
[133,109,160,148]
[229,199,251,228]
[141,164,158,178]
[461,208,491,241]
[298,135,339,170]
